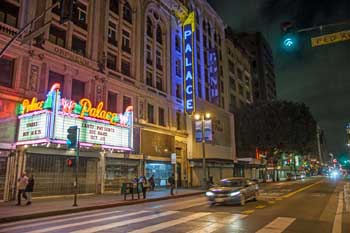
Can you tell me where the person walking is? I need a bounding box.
[148,175,155,191]
[140,176,148,199]
[168,173,175,196]
[16,173,28,205]
[25,174,34,205]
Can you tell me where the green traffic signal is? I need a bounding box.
[281,33,299,51]
[67,126,78,149]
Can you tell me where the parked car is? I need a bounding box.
[205,177,259,206]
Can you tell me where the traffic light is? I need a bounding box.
[66,158,75,168]
[280,21,299,52]
[60,0,75,24]
[67,126,78,149]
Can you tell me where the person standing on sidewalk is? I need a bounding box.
[148,175,155,191]
[16,173,28,205]
[168,174,175,196]
[140,176,149,199]
[25,174,34,205]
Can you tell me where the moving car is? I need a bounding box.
[206,177,259,206]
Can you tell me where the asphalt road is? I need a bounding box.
[0,177,349,233]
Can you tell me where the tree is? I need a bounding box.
[235,101,318,180]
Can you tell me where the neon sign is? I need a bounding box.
[183,12,196,115]
[16,84,133,150]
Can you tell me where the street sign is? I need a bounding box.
[311,30,350,47]
[171,153,176,164]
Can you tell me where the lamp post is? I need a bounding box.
[194,112,212,188]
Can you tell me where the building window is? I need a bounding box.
[238,84,244,96]
[156,50,162,70]
[107,52,117,71]
[228,60,235,73]
[122,30,131,53]
[158,107,165,126]
[72,2,87,30]
[156,75,163,91]
[48,71,64,94]
[123,2,132,24]
[108,22,117,46]
[237,69,243,80]
[205,87,209,101]
[229,77,235,89]
[109,0,119,14]
[147,104,154,124]
[197,80,202,98]
[156,25,162,44]
[146,44,152,65]
[146,71,153,86]
[175,60,181,76]
[71,79,85,102]
[107,92,118,113]
[147,17,153,38]
[49,26,66,48]
[123,96,132,112]
[176,111,181,130]
[175,35,180,52]
[0,57,14,88]
[176,84,181,99]
[121,59,130,76]
[72,36,86,56]
[0,1,19,28]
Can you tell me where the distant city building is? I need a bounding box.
[232,31,277,102]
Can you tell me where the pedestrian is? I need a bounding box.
[16,173,28,205]
[168,173,175,196]
[25,174,34,205]
[140,176,149,199]
[148,175,155,191]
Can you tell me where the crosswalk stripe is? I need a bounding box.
[129,212,210,233]
[70,210,178,233]
[24,210,149,233]
[255,217,296,233]
[0,210,122,232]
[172,200,208,210]
[150,197,206,209]
[186,214,247,233]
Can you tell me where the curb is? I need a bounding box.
[0,191,204,224]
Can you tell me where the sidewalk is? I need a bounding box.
[0,188,203,223]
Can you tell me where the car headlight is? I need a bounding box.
[229,191,240,197]
[206,191,215,197]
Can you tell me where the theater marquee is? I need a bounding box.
[16,84,133,150]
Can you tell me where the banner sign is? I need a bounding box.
[204,119,212,142]
[208,49,219,103]
[195,120,202,142]
[17,84,133,150]
[183,12,196,115]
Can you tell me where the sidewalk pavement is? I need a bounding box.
[0,188,204,223]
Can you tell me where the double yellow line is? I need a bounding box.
[282,180,324,198]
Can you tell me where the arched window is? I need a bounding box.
[147,16,153,38]
[109,0,119,14]
[175,35,180,51]
[123,2,132,24]
[156,25,162,44]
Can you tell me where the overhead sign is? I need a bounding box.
[311,30,350,47]
[16,84,133,150]
[208,49,219,104]
[183,12,196,115]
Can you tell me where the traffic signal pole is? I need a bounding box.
[73,128,80,207]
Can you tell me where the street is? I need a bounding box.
[0,177,348,233]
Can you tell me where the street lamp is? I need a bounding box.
[194,112,212,188]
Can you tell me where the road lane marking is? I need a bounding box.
[186,214,248,233]
[332,192,343,233]
[255,205,266,209]
[255,217,295,233]
[70,211,178,233]
[129,212,210,233]
[24,210,149,233]
[241,210,255,215]
[275,198,283,201]
[0,210,122,231]
[268,201,276,204]
[282,180,323,198]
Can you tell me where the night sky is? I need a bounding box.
[208,0,350,157]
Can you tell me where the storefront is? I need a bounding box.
[145,162,173,187]
[12,84,134,197]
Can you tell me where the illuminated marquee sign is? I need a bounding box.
[17,84,133,150]
[183,12,196,115]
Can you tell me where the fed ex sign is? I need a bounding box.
[183,12,195,115]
